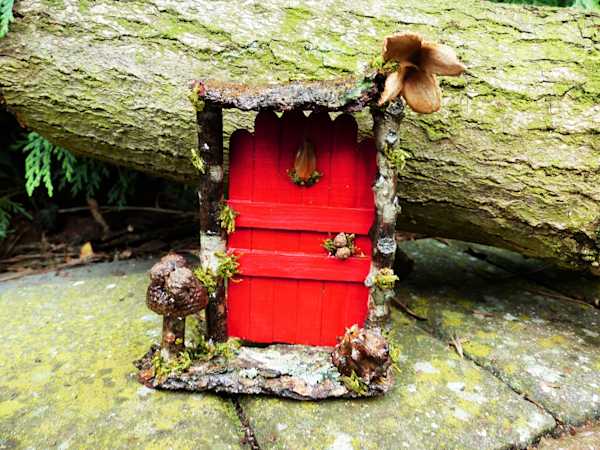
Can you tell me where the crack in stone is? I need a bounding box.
[392,303,565,444]
[231,396,262,450]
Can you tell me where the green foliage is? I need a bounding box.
[0,0,14,39]
[21,133,56,197]
[340,370,368,395]
[383,330,402,374]
[193,334,241,362]
[287,168,322,187]
[193,265,217,294]
[0,197,30,239]
[190,148,206,174]
[215,250,240,280]
[14,132,133,205]
[152,350,193,382]
[219,204,238,234]
[385,146,411,172]
[373,268,399,290]
[193,251,240,293]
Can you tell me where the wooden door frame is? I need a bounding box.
[193,79,404,343]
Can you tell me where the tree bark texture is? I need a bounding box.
[0,1,598,271]
[367,102,404,327]
[196,103,228,342]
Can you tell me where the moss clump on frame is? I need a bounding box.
[190,148,206,174]
[219,204,238,234]
[193,266,217,294]
[215,250,240,280]
[193,250,240,293]
[373,267,399,290]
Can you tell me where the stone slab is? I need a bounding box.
[0,260,243,449]
[538,424,600,450]
[240,311,555,450]
[448,241,600,308]
[399,239,600,426]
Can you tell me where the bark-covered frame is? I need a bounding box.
[194,78,404,342]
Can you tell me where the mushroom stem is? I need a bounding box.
[160,316,186,360]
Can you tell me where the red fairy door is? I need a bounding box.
[227,110,376,346]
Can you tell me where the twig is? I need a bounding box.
[523,286,591,307]
[57,206,196,216]
[448,335,469,358]
[392,298,427,321]
[0,255,105,282]
[87,198,110,236]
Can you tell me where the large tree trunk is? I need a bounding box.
[0,0,598,272]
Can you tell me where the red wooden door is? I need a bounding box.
[226,110,376,346]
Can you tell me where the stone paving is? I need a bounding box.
[0,240,598,449]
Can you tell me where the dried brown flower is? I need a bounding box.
[378,32,465,113]
[294,139,317,182]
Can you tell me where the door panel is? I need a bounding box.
[227,111,376,346]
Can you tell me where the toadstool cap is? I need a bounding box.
[147,254,208,316]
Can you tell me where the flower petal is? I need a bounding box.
[402,69,441,114]
[382,33,422,63]
[378,69,404,106]
[294,139,317,181]
[419,42,465,76]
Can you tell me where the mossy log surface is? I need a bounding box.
[0,0,598,271]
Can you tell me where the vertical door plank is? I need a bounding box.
[272,278,299,343]
[229,129,254,201]
[295,280,324,345]
[227,276,252,339]
[278,111,306,205]
[249,277,274,343]
[329,114,358,208]
[253,111,280,202]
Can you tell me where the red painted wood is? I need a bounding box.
[227,200,373,234]
[232,250,371,282]
[229,229,372,256]
[227,111,376,346]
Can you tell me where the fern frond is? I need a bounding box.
[0,0,15,39]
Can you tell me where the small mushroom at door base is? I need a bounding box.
[331,325,391,384]
[147,253,208,360]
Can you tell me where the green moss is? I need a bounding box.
[193,266,217,294]
[287,168,323,186]
[462,341,493,358]
[190,148,206,173]
[442,310,465,328]
[215,250,240,280]
[340,370,368,395]
[193,333,241,361]
[373,268,399,290]
[219,204,238,234]
[385,146,412,172]
[152,350,193,382]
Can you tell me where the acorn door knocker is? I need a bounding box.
[287,138,322,186]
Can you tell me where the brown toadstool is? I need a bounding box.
[147,253,208,360]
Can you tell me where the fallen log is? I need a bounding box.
[0,0,598,272]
